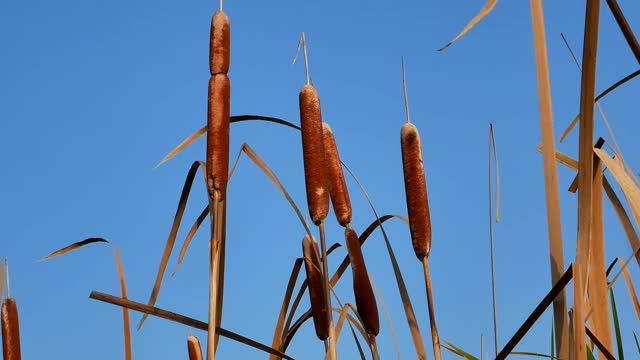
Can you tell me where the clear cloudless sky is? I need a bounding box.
[2,0,640,359]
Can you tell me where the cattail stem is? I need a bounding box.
[488,124,499,357]
[5,259,9,299]
[207,191,222,360]
[401,56,410,124]
[318,222,336,360]
[369,334,380,360]
[422,257,441,360]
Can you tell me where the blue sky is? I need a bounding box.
[2,0,640,358]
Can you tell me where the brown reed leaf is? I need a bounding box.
[89,291,297,360]
[41,238,132,360]
[559,68,640,143]
[529,1,569,356]
[155,115,299,169]
[269,258,303,360]
[139,161,207,330]
[588,162,613,353]
[616,257,640,322]
[438,0,498,51]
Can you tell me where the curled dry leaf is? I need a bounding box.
[41,238,132,360]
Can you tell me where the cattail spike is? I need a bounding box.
[401,122,432,260]
[2,260,20,360]
[323,123,352,227]
[302,235,330,340]
[300,85,329,225]
[345,227,379,336]
[188,334,204,360]
[209,11,230,75]
[206,74,231,201]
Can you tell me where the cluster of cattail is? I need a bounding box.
[206,7,231,202]
[297,34,379,345]
[1,260,21,360]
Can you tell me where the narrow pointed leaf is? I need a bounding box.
[42,238,132,360]
[438,0,498,51]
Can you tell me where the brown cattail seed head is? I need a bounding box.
[206,74,230,201]
[187,335,203,360]
[345,227,379,336]
[401,122,432,260]
[322,123,352,227]
[300,85,329,225]
[209,11,230,75]
[302,235,330,340]
[1,298,21,360]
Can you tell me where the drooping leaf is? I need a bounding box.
[90,291,296,360]
[438,0,498,51]
[42,239,132,360]
[268,258,303,360]
[155,115,300,168]
[139,161,207,329]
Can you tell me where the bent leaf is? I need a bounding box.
[438,0,498,51]
[41,238,132,360]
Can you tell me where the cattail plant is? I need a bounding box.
[399,58,441,360]
[1,260,21,360]
[206,2,231,360]
[344,227,379,336]
[188,334,204,360]
[302,235,330,340]
[295,32,335,359]
[323,123,352,227]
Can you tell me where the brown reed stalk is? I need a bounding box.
[529,1,570,357]
[588,161,614,353]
